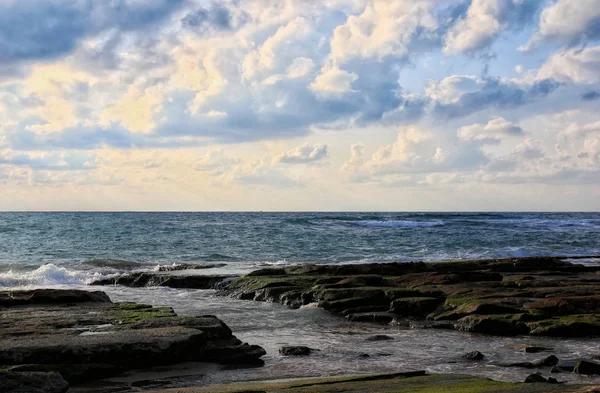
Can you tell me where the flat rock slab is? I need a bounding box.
[142,373,599,393]
[0,289,265,387]
[220,256,600,338]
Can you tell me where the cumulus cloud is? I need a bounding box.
[538,45,600,84]
[523,0,600,50]
[458,117,524,141]
[277,144,328,164]
[428,75,562,119]
[329,0,440,63]
[444,0,540,54]
[0,0,184,65]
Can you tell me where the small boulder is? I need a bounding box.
[524,373,557,383]
[534,355,559,367]
[462,351,485,361]
[557,359,578,372]
[524,373,547,383]
[550,366,561,373]
[574,359,600,375]
[523,346,551,353]
[279,346,311,356]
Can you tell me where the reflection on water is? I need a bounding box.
[101,285,600,386]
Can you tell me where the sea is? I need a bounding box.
[1,212,600,387]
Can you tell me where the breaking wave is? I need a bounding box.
[0,264,108,288]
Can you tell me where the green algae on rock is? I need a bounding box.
[220,256,600,338]
[0,289,266,389]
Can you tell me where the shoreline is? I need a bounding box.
[3,256,600,391]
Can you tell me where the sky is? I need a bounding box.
[0,0,599,211]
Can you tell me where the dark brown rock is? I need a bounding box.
[462,351,484,361]
[574,359,600,375]
[0,371,69,393]
[279,346,311,356]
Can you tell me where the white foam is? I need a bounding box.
[0,263,108,288]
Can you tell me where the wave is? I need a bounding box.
[356,220,444,228]
[0,264,108,288]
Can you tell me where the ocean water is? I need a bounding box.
[0,212,599,286]
[2,212,600,387]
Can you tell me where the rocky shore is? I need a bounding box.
[144,372,600,393]
[0,289,265,392]
[220,256,600,338]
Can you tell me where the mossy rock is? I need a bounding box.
[389,297,444,318]
[455,314,530,336]
[109,303,176,324]
[528,314,600,337]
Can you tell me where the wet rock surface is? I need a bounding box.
[218,256,600,338]
[90,272,234,289]
[279,346,312,356]
[0,371,69,393]
[0,289,265,390]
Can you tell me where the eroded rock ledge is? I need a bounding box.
[219,256,600,337]
[0,289,265,389]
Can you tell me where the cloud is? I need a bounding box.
[537,45,600,84]
[523,0,600,50]
[458,117,524,141]
[0,0,184,65]
[582,91,600,101]
[444,0,540,54]
[329,0,441,63]
[428,75,562,119]
[193,149,240,176]
[278,144,328,164]
[0,151,96,171]
[181,3,250,35]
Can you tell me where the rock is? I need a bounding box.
[366,335,394,341]
[462,351,484,361]
[279,346,311,356]
[90,273,234,289]
[346,312,396,324]
[219,256,600,338]
[7,364,122,384]
[574,359,600,375]
[556,360,578,372]
[0,371,69,393]
[0,289,110,307]
[524,373,548,383]
[0,290,265,384]
[550,366,561,373]
[389,297,443,317]
[454,315,529,336]
[358,353,370,358]
[534,355,559,367]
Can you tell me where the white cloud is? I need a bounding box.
[444,0,539,54]
[523,0,600,50]
[538,45,600,84]
[458,117,524,141]
[329,0,439,62]
[278,143,328,164]
[310,65,358,93]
